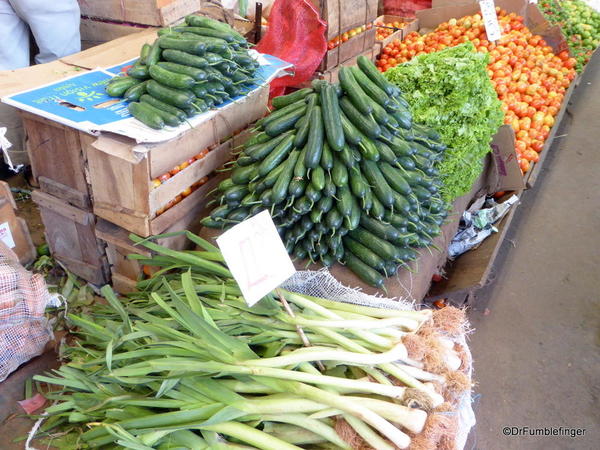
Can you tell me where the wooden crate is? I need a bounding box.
[320,28,376,71]
[0,182,36,265]
[21,112,93,210]
[374,15,419,50]
[313,0,378,41]
[86,121,253,238]
[31,191,109,285]
[80,18,154,46]
[317,47,377,83]
[78,0,200,26]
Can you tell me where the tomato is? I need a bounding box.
[519,158,530,173]
[151,178,162,188]
[531,140,544,152]
[544,114,555,127]
[158,173,171,182]
[169,166,181,176]
[181,186,193,197]
[523,149,539,163]
[515,140,526,154]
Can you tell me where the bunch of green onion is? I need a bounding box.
[33,232,447,450]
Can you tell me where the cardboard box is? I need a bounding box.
[0,182,36,265]
[78,0,201,26]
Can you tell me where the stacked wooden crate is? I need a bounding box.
[79,0,202,47]
[0,182,36,265]
[313,0,379,76]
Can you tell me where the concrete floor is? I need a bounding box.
[466,56,600,448]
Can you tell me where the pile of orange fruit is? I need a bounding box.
[377,8,577,173]
[375,20,409,41]
[327,23,373,50]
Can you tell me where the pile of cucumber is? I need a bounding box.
[202,56,450,288]
[105,15,260,130]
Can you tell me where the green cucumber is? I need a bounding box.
[127,64,149,79]
[338,67,372,115]
[139,101,181,127]
[358,138,380,162]
[258,134,295,177]
[336,186,353,216]
[246,131,292,162]
[331,154,348,187]
[271,150,300,205]
[349,170,369,198]
[106,77,139,97]
[343,236,386,272]
[231,163,258,185]
[374,141,397,164]
[369,196,386,220]
[139,44,151,65]
[348,227,400,262]
[350,66,396,112]
[258,100,306,128]
[124,81,148,102]
[304,106,324,169]
[146,40,162,66]
[311,166,326,191]
[344,251,384,288]
[380,163,412,196]
[359,215,400,242]
[339,96,381,139]
[162,49,209,68]
[264,105,307,137]
[184,15,246,43]
[272,88,313,109]
[146,80,194,109]
[173,26,237,42]
[149,65,195,89]
[320,142,334,171]
[158,36,205,55]
[323,176,336,197]
[357,54,399,97]
[128,102,164,129]
[320,84,345,151]
[339,145,358,169]
[326,209,343,230]
[346,196,361,230]
[340,111,363,146]
[157,62,208,81]
[294,94,318,148]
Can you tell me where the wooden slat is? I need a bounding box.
[38,177,90,210]
[80,18,151,43]
[32,191,91,225]
[111,272,139,294]
[78,0,201,26]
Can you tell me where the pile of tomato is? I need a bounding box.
[377,8,577,173]
[375,20,409,41]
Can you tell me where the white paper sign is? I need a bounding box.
[479,0,502,42]
[0,222,16,248]
[217,210,296,306]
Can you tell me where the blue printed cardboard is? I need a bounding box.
[2,52,292,144]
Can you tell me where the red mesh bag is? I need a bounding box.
[255,0,327,98]
[383,0,432,18]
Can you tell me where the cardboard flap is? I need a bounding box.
[488,125,525,193]
[92,134,145,164]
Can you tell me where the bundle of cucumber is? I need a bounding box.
[105,15,260,130]
[202,56,450,288]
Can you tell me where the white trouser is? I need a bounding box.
[0,0,81,164]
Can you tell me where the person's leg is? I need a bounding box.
[8,0,81,64]
[0,0,29,70]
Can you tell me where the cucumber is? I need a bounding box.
[304,106,324,169]
[258,134,295,177]
[146,40,162,66]
[128,102,164,129]
[218,178,235,192]
[149,65,195,90]
[258,100,306,128]
[331,154,348,187]
[158,36,205,55]
[294,196,313,215]
[339,145,358,169]
[265,105,307,137]
[343,236,386,272]
[271,150,300,205]
[294,147,308,178]
[259,160,287,191]
[380,163,412,196]
[231,163,258,185]
[227,207,250,222]
[236,154,254,166]
[362,160,394,208]
[317,196,333,214]
[344,251,384,288]
[320,84,345,151]
[412,123,441,141]
[140,44,151,65]
[384,211,408,228]
[293,95,316,148]
[397,156,416,170]
[184,15,246,43]
[323,176,336,197]
[246,131,292,162]
[124,81,148,102]
[350,66,396,112]
[357,55,399,97]
[146,80,194,109]
[374,141,396,164]
[349,170,369,198]
[346,196,361,230]
[358,138,379,161]
[348,227,400,262]
[391,109,412,130]
[204,52,225,65]
[311,166,326,191]
[340,111,363,146]
[157,62,208,81]
[305,184,322,203]
[311,79,342,96]
[288,177,307,198]
[339,97,381,139]
[106,77,139,97]
[139,101,182,127]
[390,137,415,157]
[370,100,396,127]
[369,196,386,220]
[336,186,353,217]
[338,67,372,115]
[391,191,412,214]
[272,88,313,109]
[162,49,209,68]
[223,185,249,203]
[173,26,237,42]
[359,215,400,242]
[127,64,149,79]
[320,142,334,171]
[326,209,343,230]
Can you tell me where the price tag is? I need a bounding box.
[0,222,15,248]
[217,210,296,306]
[479,0,502,42]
